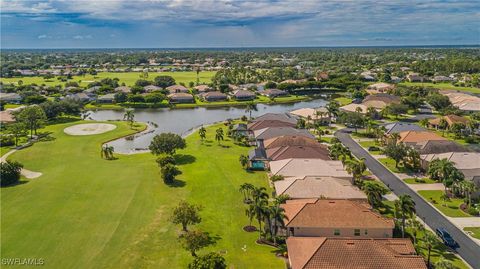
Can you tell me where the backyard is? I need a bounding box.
[1,121,282,268]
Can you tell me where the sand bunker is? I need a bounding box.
[64,123,117,136]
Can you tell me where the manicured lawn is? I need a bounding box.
[0,71,217,87]
[4,104,23,109]
[378,202,468,269]
[418,190,471,217]
[358,140,382,155]
[463,227,480,240]
[1,121,282,268]
[176,95,309,108]
[333,97,352,105]
[378,157,413,174]
[404,177,437,184]
[400,82,480,94]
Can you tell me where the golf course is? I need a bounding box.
[0,71,217,87]
[1,120,281,268]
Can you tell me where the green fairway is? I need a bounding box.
[0,71,216,87]
[333,97,352,105]
[418,190,471,217]
[1,121,281,268]
[399,82,480,94]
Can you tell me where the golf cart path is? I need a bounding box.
[1,149,43,179]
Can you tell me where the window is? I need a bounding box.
[365,229,368,235]
[354,229,361,236]
[334,229,340,236]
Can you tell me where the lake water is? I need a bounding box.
[88,98,327,153]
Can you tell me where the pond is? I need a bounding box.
[88,98,328,153]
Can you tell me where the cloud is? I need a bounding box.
[73,34,92,40]
[37,34,48,39]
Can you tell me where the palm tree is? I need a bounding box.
[252,186,269,202]
[460,181,477,207]
[344,158,366,184]
[427,158,464,193]
[316,128,325,142]
[423,232,437,268]
[245,206,255,227]
[239,183,255,204]
[434,259,455,269]
[123,109,135,129]
[407,218,424,246]
[362,181,388,208]
[394,194,416,238]
[250,198,268,239]
[239,154,249,169]
[198,126,206,142]
[269,205,287,244]
[215,128,224,145]
[245,102,257,120]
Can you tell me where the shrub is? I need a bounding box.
[466,207,479,216]
[0,135,15,147]
[0,160,23,186]
[270,175,284,182]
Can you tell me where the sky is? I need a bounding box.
[1,0,479,48]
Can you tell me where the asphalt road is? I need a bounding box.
[335,129,480,269]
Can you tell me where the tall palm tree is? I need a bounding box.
[427,158,464,193]
[239,154,249,169]
[123,109,135,129]
[269,205,287,244]
[394,194,416,238]
[215,128,224,145]
[344,158,366,184]
[239,183,255,203]
[245,102,257,120]
[460,181,477,207]
[252,186,269,203]
[250,198,268,239]
[423,232,437,268]
[198,126,206,141]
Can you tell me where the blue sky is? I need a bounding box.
[1,0,479,48]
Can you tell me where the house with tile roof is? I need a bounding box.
[398,131,447,144]
[167,93,194,104]
[287,237,427,269]
[269,158,350,180]
[414,140,466,155]
[248,145,330,170]
[252,113,297,124]
[247,120,296,131]
[166,84,189,94]
[253,127,314,141]
[428,114,470,129]
[289,107,331,124]
[383,122,425,135]
[282,199,394,238]
[274,176,366,200]
[263,135,319,149]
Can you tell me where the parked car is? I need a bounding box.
[436,228,458,248]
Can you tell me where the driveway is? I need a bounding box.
[335,129,480,269]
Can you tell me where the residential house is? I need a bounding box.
[407,73,426,82]
[252,113,297,125]
[433,76,454,82]
[287,237,426,269]
[274,176,367,200]
[260,89,288,98]
[414,140,467,155]
[440,91,480,112]
[114,86,131,93]
[168,93,194,104]
[96,93,116,103]
[231,123,248,137]
[428,114,470,129]
[398,131,447,145]
[289,107,330,125]
[420,152,480,196]
[269,158,350,180]
[66,92,92,102]
[247,120,296,132]
[366,82,395,94]
[362,93,401,110]
[232,90,256,101]
[263,135,320,149]
[253,127,315,141]
[0,92,23,104]
[339,103,369,114]
[248,145,330,169]
[199,91,228,102]
[166,85,189,94]
[194,85,213,93]
[282,199,393,237]
[144,85,162,92]
[383,122,425,135]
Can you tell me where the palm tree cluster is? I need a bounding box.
[427,158,465,194]
[239,184,288,244]
[328,140,352,163]
[394,194,416,238]
[100,144,115,160]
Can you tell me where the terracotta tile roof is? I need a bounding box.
[247,120,296,131]
[339,103,369,114]
[415,140,466,154]
[266,145,330,161]
[263,135,320,149]
[274,177,367,200]
[254,127,315,141]
[166,85,189,93]
[428,114,469,127]
[363,93,401,104]
[398,131,447,143]
[287,237,427,269]
[282,199,393,229]
[290,108,330,120]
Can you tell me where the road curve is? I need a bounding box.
[335,129,480,269]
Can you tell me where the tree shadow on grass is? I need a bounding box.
[1,180,29,188]
[174,154,196,165]
[166,179,186,188]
